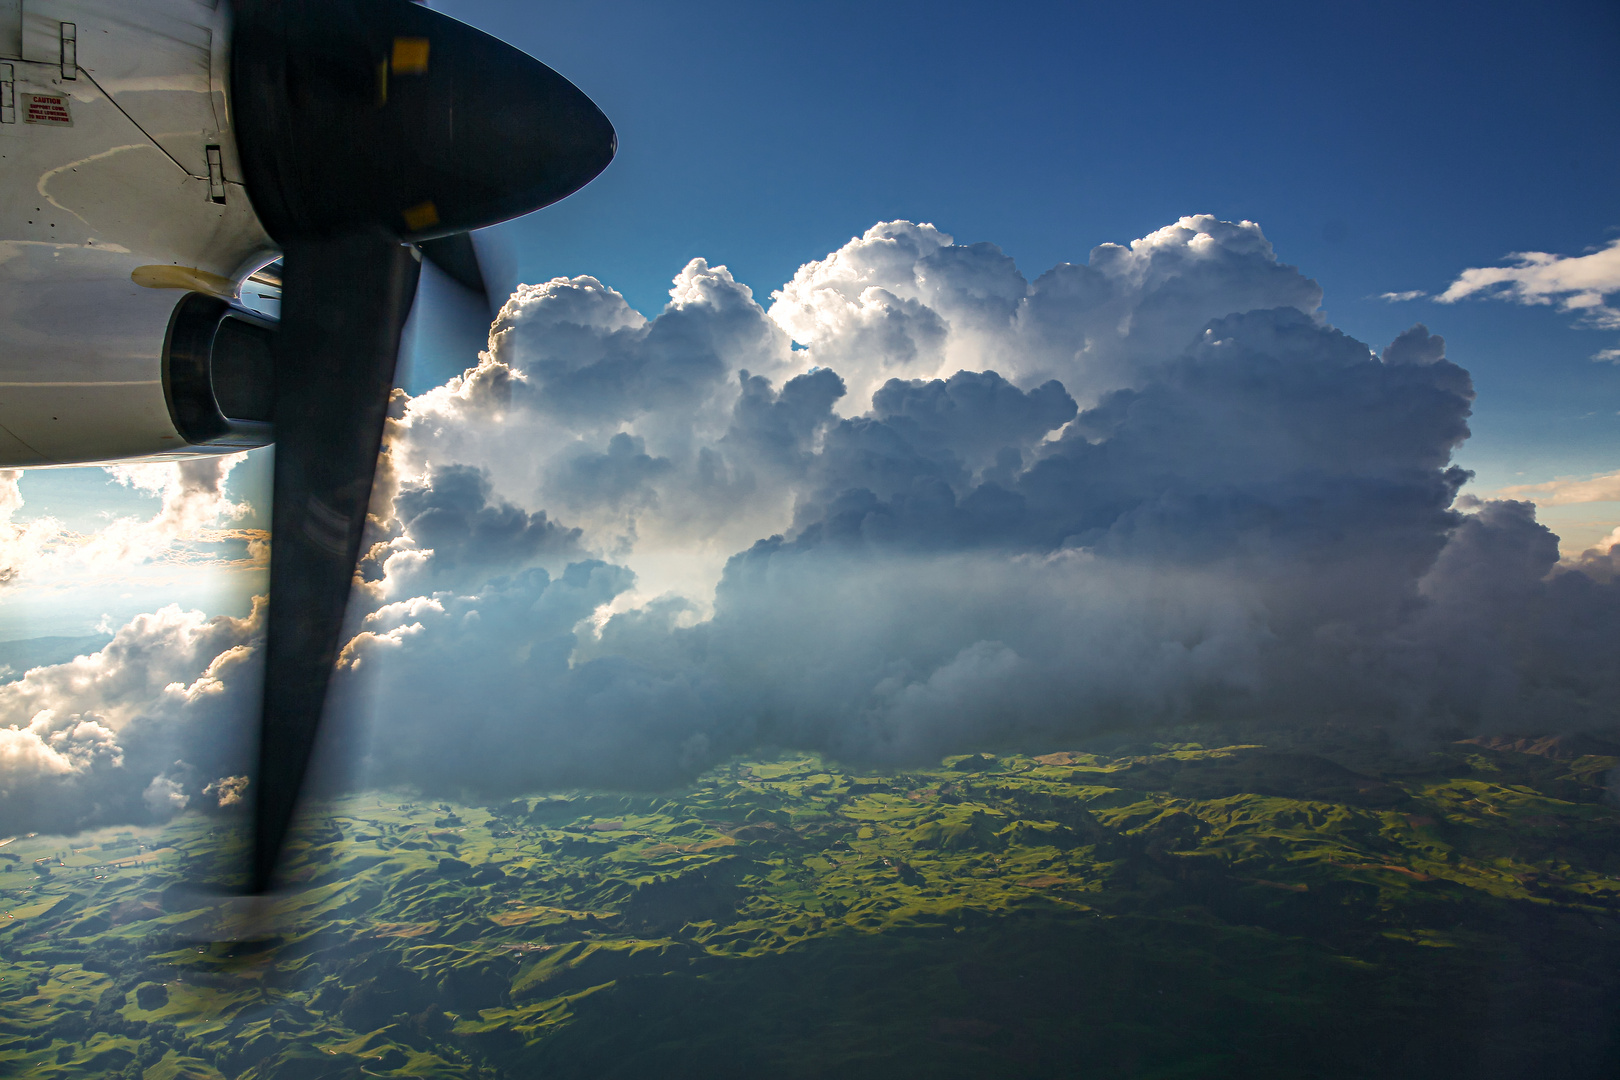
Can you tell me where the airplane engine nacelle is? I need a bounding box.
[0,0,278,467]
[163,292,276,452]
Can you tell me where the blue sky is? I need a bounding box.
[4,0,1617,639]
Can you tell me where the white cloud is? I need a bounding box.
[1498,469,1620,506]
[768,214,1323,411]
[376,259,799,608]
[142,773,189,818]
[105,456,249,537]
[1379,290,1427,302]
[1437,237,1620,359]
[0,710,121,777]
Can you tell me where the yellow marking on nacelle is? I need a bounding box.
[130,264,234,298]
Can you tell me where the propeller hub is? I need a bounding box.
[231,0,616,243]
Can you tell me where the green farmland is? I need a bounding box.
[3,727,1619,1079]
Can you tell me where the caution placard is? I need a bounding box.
[22,94,71,127]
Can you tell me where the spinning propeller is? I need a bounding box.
[229,0,614,891]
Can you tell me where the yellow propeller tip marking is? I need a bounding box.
[391,37,430,75]
[402,200,440,231]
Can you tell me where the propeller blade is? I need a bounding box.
[416,231,498,375]
[228,0,616,892]
[418,233,488,301]
[252,233,421,893]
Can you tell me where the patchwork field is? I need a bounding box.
[3,726,1619,1078]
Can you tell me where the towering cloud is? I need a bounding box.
[3,216,1616,833]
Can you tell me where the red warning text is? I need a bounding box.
[23,94,72,126]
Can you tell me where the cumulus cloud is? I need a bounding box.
[769,215,1324,410]
[104,456,249,537]
[0,603,259,834]
[1379,290,1427,303]
[378,261,802,604]
[0,470,68,586]
[4,215,1618,834]
[203,773,248,808]
[330,216,1616,795]
[1438,236,1620,358]
[142,772,189,819]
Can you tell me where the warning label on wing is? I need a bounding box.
[22,94,71,126]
